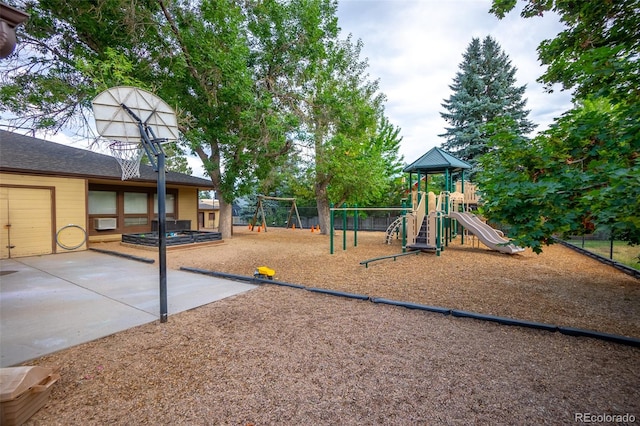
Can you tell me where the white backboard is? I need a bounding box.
[92,86,179,143]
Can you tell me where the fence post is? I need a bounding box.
[330,203,334,254]
[610,230,614,260]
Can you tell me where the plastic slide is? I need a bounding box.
[448,211,524,254]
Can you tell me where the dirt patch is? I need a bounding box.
[26,226,640,424]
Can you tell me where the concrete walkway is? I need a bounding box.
[0,251,257,367]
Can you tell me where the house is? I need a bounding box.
[198,198,220,230]
[0,130,215,259]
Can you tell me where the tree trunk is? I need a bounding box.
[315,181,331,235]
[218,199,233,239]
[193,144,235,238]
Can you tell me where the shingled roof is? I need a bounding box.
[403,147,472,174]
[0,130,214,188]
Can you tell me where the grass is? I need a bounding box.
[565,238,640,270]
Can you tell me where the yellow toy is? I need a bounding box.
[254,266,275,280]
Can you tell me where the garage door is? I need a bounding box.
[0,187,53,259]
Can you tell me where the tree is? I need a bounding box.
[302,35,404,233]
[0,0,293,239]
[490,0,640,104]
[249,0,404,233]
[478,0,640,252]
[1,0,403,238]
[439,35,535,170]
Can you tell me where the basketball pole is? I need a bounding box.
[121,104,169,323]
[157,148,168,323]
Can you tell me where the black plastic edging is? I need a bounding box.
[180,267,253,282]
[450,310,557,332]
[179,266,306,289]
[306,287,370,300]
[558,326,640,347]
[371,298,451,315]
[254,278,306,289]
[89,247,155,264]
[554,238,640,279]
[178,266,640,347]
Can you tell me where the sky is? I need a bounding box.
[5,0,575,176]
[335,0,574,163]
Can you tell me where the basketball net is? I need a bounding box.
[108,141,145,180]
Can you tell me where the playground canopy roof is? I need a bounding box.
[403,147,472,174]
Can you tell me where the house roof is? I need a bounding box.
[199,199,220,210]
[0,130,214,188]
[403,147,472,174]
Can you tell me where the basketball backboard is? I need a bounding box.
[92,86,179,143]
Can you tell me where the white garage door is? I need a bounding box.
[0,187,53,259]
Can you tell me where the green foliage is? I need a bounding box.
[481,0,640,252]
[1,0,402,235]
[440,36,534,171]
[478,100,640,253]
[492,0,640,104]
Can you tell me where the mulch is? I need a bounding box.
[20,226,640,425]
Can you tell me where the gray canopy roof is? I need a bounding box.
[403,147,472,174]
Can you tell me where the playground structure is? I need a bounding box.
[387,189,524,255]
[330,147,523,256]
[250,195,303,232]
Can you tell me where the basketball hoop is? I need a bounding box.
[108,140,145,180]
[92,86,180,324]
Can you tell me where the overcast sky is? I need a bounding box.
[336,0,574,163]
[8,0,575,176]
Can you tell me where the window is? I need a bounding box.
[87,185,179,234]
[124,192,147,214]
[88,191,117,214]
[154,193,175,216]
[124,217,148,226]
[124,192,149,227]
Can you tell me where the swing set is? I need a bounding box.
[250,195,303,232]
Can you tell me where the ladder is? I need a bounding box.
[384,216,403,244]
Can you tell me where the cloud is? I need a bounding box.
[337,0,574,163]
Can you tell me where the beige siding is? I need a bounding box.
[177,188,199,230]
[0,173,87,258]
[0,186,53,258]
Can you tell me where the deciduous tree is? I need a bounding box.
[479,0,640,252]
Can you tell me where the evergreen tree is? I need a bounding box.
[440,35,535,169]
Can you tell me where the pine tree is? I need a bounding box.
[439,36,535,168]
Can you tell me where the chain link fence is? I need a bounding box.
[234,204,401,232]
[562,227,640,271]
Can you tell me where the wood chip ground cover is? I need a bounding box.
[25,227,639,424]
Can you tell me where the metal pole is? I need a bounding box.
[610,230,614,260]
[330,203,334,254]
[401,199,406,253]
[343,204,347,251]
[121,103,168,323]
[354,203,358,247]
[425,174,429,214]
[157,147,168,323]
[436,212,441,257]
[460,170,465,245]
[445,169,449,247]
